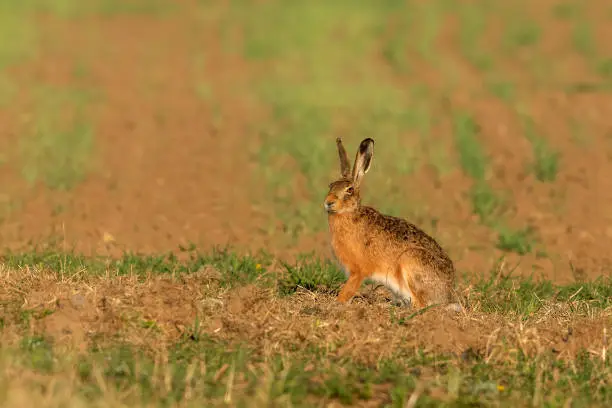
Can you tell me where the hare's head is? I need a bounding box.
[324,138,374,214]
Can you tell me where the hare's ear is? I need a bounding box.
[336,137,351,178]
[352,138,374,188]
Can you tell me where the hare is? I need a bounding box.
[324,137,460,311]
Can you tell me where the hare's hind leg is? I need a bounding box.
[397,250,438,310]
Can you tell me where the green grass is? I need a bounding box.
[1,244,274,288]
[0,5,36,70]
[1,248,611,407]
[214,1,447,239]
[413,1,444,63]
[472,267,612,316]
[381,14,413,75]
[453,111,542,255]
[453,111,505,223]
[487,80,516,103]
[0,2,140,191]
[279,255,345,295]
[470,182,505,223]
[496,226,536,256]
[4,335,609,407]
[5,246,610,316]
[552,2,581,20]
[1,0,177,17]
[0,0,176,101]
[570,118,591,147]
[0,2,36,105]
[522,116,560,183]
[503,17,541,51]
[458,3,494,71]
[572,20,596,61]
[19,86,96,190]
[453,112,486,181]
[597,58,612,80]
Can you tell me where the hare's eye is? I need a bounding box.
[346,187,354,195]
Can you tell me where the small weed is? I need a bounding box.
[522,116,560,182]
[570,118,591,147]
[532,144,559,182]
[572,21,596,60]
[552,2,581,20]
[71,60,90,81]
[504,18,541,51]
[597,58,612,79]
[453,112,486,181]
[470,182,504,223]
[453,111,506,223]
[496,226,535,255]
[487,80,515,103]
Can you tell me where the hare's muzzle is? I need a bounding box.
[324,200,335,212]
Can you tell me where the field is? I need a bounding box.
[0,0,610,406]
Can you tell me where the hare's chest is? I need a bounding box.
[330,230,365,272]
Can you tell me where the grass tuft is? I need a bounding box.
[279,255,345,295]
[453,112,486,181]
[470,182,504,223]
[496,226,536,255]
[572,20,596,60]
[504,17,541,51]
[487,80,516,103]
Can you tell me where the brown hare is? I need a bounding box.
[324,137,460,311]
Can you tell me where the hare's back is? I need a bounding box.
[358,206,451,259]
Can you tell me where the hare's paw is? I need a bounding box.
[391,293,411,308]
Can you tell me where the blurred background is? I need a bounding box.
[0,0,611,283]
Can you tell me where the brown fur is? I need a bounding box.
[324,138,457,309]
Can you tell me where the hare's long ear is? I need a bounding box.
[352,138,374,189]
[336,137,351,178]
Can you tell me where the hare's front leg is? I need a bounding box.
[337,272,364,303]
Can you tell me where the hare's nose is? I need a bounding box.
[324,201,334,210]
